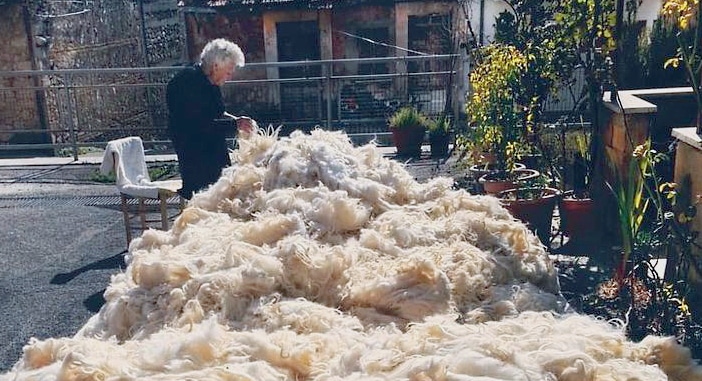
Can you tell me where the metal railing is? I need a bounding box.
[0,54,464,159]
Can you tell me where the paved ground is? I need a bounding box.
[0,163,130,372]
[0,147,457,372]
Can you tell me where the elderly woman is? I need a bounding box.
[166,38,255,199]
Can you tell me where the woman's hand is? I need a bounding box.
[235,116,255,135]
[224,112,256,135]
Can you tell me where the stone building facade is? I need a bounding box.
[1,0,462,154]
[181,0,464,124]
[0,0,185,154]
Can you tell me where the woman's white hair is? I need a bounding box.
[199,38,245,72]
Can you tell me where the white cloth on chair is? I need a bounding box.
[100,136,181,198]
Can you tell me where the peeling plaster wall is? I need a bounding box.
[184,11,265,74]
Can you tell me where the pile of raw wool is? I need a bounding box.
[3,128,701,380]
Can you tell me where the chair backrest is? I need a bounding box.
[100,136,164,198]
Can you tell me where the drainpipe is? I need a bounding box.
[22,4,50,144]
[479,0,485,45]
[138,0,158,136]
[138,0,149,68]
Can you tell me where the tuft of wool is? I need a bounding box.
[4,128,701,381]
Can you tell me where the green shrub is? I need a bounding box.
[388,106,430,130]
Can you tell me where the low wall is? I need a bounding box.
[602,87,694,176]
[672,127,702,311]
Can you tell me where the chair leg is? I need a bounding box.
[160,195,169,230]
[120,194,132,246]
[139,197,147,230]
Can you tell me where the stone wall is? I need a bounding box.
[0,0,186,153]
[671,128,702,314]
[143,0,186,66]
[0,3,45,150]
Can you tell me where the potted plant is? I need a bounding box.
[457,44,534,193]
[554,124,600,252]
[499,179,561,246]
[480,167,541,195]
[388,106,429,158]
[428,114,452,158]
[542,0,619,252]
[583,139,702,343]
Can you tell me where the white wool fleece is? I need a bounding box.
[4,128,702,381]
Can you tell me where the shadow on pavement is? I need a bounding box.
[84,289,107,312]
[50,251,128,313]
[50,250,127,285]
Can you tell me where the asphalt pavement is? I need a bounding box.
[0,163,129,372]
[0,147,456,372]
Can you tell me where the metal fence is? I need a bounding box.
[0,54,464,158]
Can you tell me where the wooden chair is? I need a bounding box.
[100,136,185,246]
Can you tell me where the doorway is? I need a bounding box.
[276,20,321,78]
[276,20,322,121]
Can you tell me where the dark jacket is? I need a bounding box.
[166,64,233,199]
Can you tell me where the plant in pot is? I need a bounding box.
[546,0,619,253]
[499,174,561,246]
[388,106,430,159]
[555,124,601,253]
[456,43,537,194]
[428,114,452,158]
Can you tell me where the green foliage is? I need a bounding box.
[494,0,571,131]
[88,169,116,183]
[616,4,648,89]
[506,173,552,200]
[661,0,702,126]
[607,140,653,280]
[56,146,103,158]
[149,163,179,181]
[548,0,617,195]
[618,5,692,90]
[388,106,430,130]
[587,139,702,352]
[89,163,178,184]
[459,44,527,173]
[427,114,452,136]
[646,18,690,88]
[491,0,619,191]
[553,0,617,111]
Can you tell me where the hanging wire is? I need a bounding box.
[36,0,92,19]
[333,29,428,56]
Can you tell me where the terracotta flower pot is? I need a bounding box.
[391,125,425,158]
[558,191,598,248]
[469,162,526,182]
[499,187,561,245]
[479,168,539,195]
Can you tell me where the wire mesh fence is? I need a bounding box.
[0,53,584,158]
[0,55,464,158]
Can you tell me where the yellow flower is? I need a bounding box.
[662,0,699,30]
